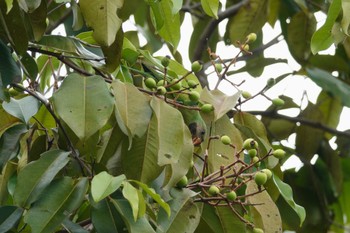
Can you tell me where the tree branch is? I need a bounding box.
[228,110,350,138]
[192,0,249,62]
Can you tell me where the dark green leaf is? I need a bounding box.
[14,149,70,207]
[61,218,89,233]
[0,206,23,232]
[0,39,21,87]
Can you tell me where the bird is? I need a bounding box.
[180,108,207,146]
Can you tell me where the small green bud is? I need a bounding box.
[246,33,257,43]
[272,98,285,106]
[254,172,267,186]
[189,91,200,102]
[242,91,252,99]
[273,149,286,159]
[215,63,223,73]
[144,78,157,89]
[242,44,249,51]
[201,104,214,113]
[191,61,202,72]
[261,169,272,180]
[243,138,258,150]
[248,149,257,158]
[156,86,167,95]
[161,55,170,67]
[266,78,275,87]
[226,191,237,201]
[176,176,188,188]
[251,156,260,167]
[187,80,198,88]
[170,79,182,90]
[220,135,232,145]
[208,185,220,196]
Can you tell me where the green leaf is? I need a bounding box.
[201,0,219,19]
[13,149,70,207]
[111,199,155,233]
[0,124,28,171]
[306,67,350,107]
[52,74,114,141]
[4,0,13,13]
[0,40,21,87]
[156,188,201,233]
[150,97,185,166]
[308,54,350,73]
[20,52,39,81]
[0,105,20,137]
[122,181,140,221]
[341,1,350,35]
[195,205,224,233]
[130,180,171,217]
[27,0,47,41]
[91,172,126,202]
[158,0,180,51]
[17,0,41,12]
[2,96,40,123]
[200,88,241,121]
[79,0,123,46]
[226,0,268,44]
[149,1,164,30]
[246,182,282,232]
[311,0,341,54]
[111,80,152,146]
[24,177,88,233]
[215,206,246,233]
[0,206,24,233]
[36,55,59,92]
[61,218,89,233]
[206,115,243,174]
[121,121,163,184]
[102,29,123,72]
[0,162,17,205]
[273,174,306,226]
[91,198,124,233]
[287,11,316,63]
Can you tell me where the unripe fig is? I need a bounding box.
[157,80,166,87]
[273,149,286,159]
[189,91,200,102]
[226,190,237,201]
[248,149,257,158]
[253,227,264,233]
[243,138,258,150]
[201,104,214,113]
[176,176,188,188]
[144,78,157,89]
[251,156,260,167]
[266,78,275,87]
[191,61,202,72]
[261,169,272,180]
[161,55,170,67]
[208,185,220,196]
[156,86,167,95]
[187,80,198,88]
[170,79,182,90]
[272,98,285,107]
[254,172,267,186]
[246,33,257,43]
[215,63,223,73]
[242,44,249,51]
[242,91,252,99]
[220,135,231,145]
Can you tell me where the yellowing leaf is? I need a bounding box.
[91,172,126,202]
[80,0,124,46]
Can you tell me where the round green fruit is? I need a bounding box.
[191,61,202,72]
[251,156,260,167]
[266,78,275,87]
[246,33,257,43]
[176,176,188,188]
[261,169,272,180]
[208,185,220,196]
[248,149,257,158]
[226,191,237,201]
[215,63,223,73]
[144,78,157,89]
[252,227,264,233]
[170,79,182,90]
[273,149,286,159]
[220,135,232,145]
[189,91,200,102]
[201,104,214,113]
[242,44,249,51]
[254,172,267,186]
[157,80,166,87]
[242,91,252,99]
[187,80,198,88]
[243,138,258,150]
[156,86,167,95]
[161,56,170,67]
[272,98,285,107]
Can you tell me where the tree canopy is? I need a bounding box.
[0,0,350,232]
